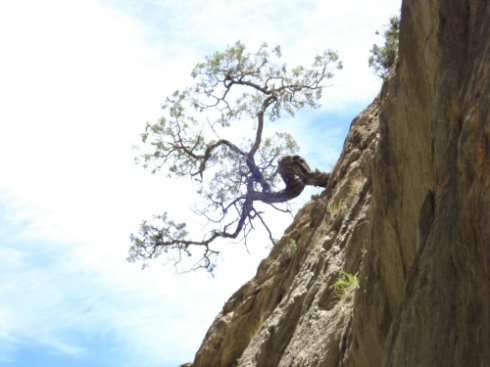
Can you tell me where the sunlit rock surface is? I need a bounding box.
[181,0,489,366]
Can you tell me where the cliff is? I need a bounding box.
[183,0,489,366]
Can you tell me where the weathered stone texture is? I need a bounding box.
[182,0,489,366]
[381,1,489,366]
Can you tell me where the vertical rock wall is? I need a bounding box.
[380,0,489,365]
[184,0,489,366]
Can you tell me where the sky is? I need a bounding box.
[0,1,400,366]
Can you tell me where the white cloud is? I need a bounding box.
[0,197,267,364]
[0,0,401,365]
[103,0,400,107]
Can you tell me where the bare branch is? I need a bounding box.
[196,139,246,178]
[256,211,276,246]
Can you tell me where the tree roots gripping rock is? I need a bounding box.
[251,155,329,204]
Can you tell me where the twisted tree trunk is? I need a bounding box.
[251,155,329,203]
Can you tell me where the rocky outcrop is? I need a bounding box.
[190,94,380,367]
[183,0,489,366]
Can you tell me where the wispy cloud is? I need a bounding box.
[0,195,265,365]
[102,0,400,105]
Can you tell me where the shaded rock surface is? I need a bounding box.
[182,0,489,366]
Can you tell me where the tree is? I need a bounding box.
[368,16,400,77]
[129,41,342,272]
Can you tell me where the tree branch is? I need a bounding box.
[132,41,341,272]
[196,139,247,178]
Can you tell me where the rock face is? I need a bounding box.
[184,0,489,366]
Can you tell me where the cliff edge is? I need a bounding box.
[184,0,489,366]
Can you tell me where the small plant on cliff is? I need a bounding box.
[326,199,343,214]
[329,270,359,299]
[285,238,297,258]
[130,41,342,272]
[369,16,400,77]
[267,238,297,271]
[268,259,281,271]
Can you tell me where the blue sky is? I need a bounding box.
[0,0,400,366]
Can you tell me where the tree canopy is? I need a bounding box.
[369,16,400,77]
[129,41,342,272]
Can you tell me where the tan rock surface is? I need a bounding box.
[182,0,489,366]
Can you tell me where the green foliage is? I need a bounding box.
[267,238,297,272]
[326,199,342,214]
[368,16,400,77]
[190,42,342,121]
[329,270,359,299]
[130,41,342,272]
[286,238,297,258]
[268,259,281,271]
